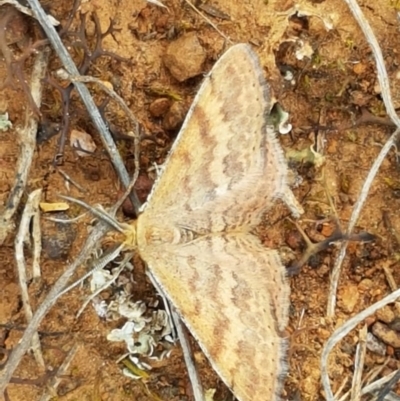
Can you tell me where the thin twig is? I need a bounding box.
[361,369,400,397]
[182,0,232,44]
[171,308,205,401]
[14,189,45,369]
[67,74,140,138]
[328,0,400,316]
[321,287,400,401]
[25,0,141,214]
[39,344,79,401]
[0,48,49,245]
[350,325,367,401]
[0,0,60,25]
[76,252,133,318]
[376,369,400,401]
[58,243,125,300]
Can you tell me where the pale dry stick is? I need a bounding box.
[31,190,42,279]
[335,375,350,401]
[382,262,397,292]
[350,325,367,401]
[171,308,205,401]
[58,168,86,193]
[361,369,400,397]
[337,359,391,401]
[328,0,400,316]
[0,0,59,25]
[182,0,232,44]
[67,74,141,134]
[57,243,125,300]
[46,212,88,224]
[375,369,400,401]
[0,224,108,396]
[321,287,400,401]
[0,48,49,245]
[363,357,391,388]
[14,189,45,369]
[25,0,141,213]
[39,344,79,401]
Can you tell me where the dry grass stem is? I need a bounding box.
[14,189,45,369]
[350,325,367,401]
[38,344,79,401]
[58,243,125,300]
[172,308,205,401]
[69,74,140,139]
[0,0,60,25]
[182,0,231,44]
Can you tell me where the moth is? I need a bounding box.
[65,43,299,400]
[120,44,297,401]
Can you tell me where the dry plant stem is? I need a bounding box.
[25,0,141,214]
[0,224,108,396]
[350,325,367,401]
[376,370,400,401]
[362,369,400,397]
[321,287,400,401]
[171,308,205,401]
[382,262,397,292]
[183,0,231,43]
[58,243,125,300]
[335,375,350,401]
[0,0,60,25]
[328,0,400,316]
[57,168,86,193]
[69,74,140,137]
[14,189,45,369]
[39,344,79,401]
[31,193,42,279]
[0,48,49,245]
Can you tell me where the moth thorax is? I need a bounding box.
[122,221,137,249]
[143,225,182,246]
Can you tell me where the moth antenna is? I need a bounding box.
[59,194,126,233]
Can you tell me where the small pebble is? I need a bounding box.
[164,33,206,82]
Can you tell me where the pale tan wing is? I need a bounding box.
[139,44,288,233]
[142,233,289,401]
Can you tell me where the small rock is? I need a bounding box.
[358,278,373,292]
[163,102,187,131]
[389,317,400,331]
[376,306,395,324]
[337,284,359,313]
[70,129,96,157]
[164,33,206,82]
[372,321,400,348]
[149,98,171,117]
[122,175,154,217]
[366,332,386,356]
